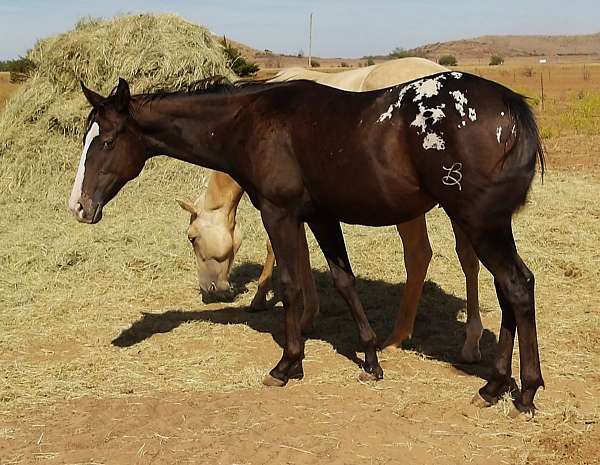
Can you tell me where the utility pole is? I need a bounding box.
[308,12,313,68]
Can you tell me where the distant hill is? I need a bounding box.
[219,32,600,71]
[409,33,600,62]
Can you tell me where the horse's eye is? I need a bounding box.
[103,139,114,150]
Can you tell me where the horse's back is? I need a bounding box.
[270,66,375,92]
[362,58,448,90]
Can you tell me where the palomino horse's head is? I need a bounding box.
[68,78,146,223]
[177,198,242,301]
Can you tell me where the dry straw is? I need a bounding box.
[0,13,234,194]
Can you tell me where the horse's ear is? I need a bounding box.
[81,81,104,108]
[176,198,198,215]
[114,77,131,113]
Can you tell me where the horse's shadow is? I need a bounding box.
[112,263,498,380]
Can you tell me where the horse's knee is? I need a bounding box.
[279,273,302,308]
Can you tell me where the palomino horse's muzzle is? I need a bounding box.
[199,280,235,303]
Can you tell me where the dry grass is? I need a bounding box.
[0,161,599,464]
[458,63,600,140]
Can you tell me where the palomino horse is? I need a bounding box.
[177,58,484,361]
[69,73,544,413]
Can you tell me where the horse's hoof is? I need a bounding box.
[471,392,493,408]
[509,399,535,419]
[359,362,384,382]
[461,345,482,364]
[358,371,380,382]
[263,374,286,387]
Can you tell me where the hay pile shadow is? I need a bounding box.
[113,263,498,380]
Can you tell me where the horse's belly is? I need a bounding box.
[306,173,435,226]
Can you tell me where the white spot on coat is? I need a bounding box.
[500,111,505,116]
[451,72,463,79]
[68,122,100,213]
[496,126,502,143]
[412,75,446,102]
[410,103,446,134]
[423,133,446,151]
[468,108,477,121]
[450,90,468,117]
[377,85,410,122]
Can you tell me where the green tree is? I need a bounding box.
[489,55,504,66]
[220,37,259,77]
[438,55,458,66]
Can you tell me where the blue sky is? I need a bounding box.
[1,0,599,60]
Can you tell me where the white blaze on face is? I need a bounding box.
[68,122,100,214]
[496,126,503,143]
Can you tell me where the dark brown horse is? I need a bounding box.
[68,73,545,414]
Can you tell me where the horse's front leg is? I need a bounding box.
[259,204,306,387]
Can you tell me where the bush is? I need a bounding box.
[388,47,427,59]
[310,60,320,68]
[367,58,375,66]
[0,57,36,73]
[489,55,504,66]
[340,62,350,68]
[438,55,457,66]
[220,37,259,77]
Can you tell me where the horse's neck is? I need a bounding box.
[132,94,240,174]
[203,171,244,228]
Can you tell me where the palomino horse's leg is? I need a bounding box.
[450,220,483,363]
[250,239,275,310]
[308,219,383,380]
[382,215,432,351]
[470,227,544,414]
[259,204,306,387]
[250,229,319,333]
[298,226,320,334]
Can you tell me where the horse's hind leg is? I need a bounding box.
[382,215,432,351]
[250,238,275,311]
[451,220,483,363]
[470,225,544,413]
[308,218,383,380]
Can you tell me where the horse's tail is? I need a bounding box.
[475,90,545,230]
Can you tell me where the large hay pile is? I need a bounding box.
[0,14,234,194]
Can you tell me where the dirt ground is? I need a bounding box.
[1,67,600,465]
